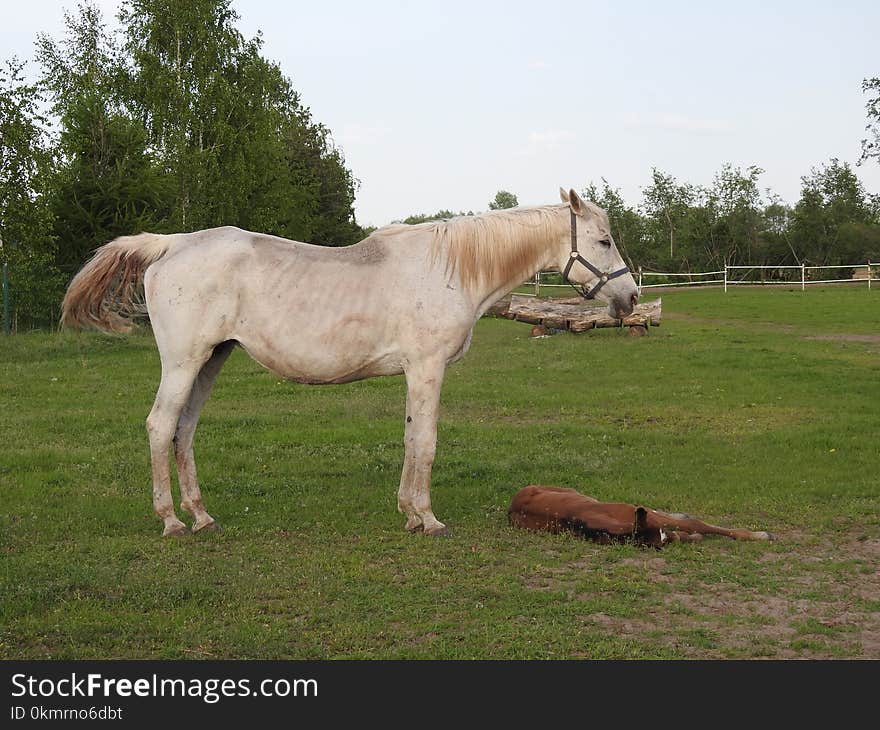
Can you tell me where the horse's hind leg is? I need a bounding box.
[648,510,776,541]
[174,341,235,533]
[147,355,210,537]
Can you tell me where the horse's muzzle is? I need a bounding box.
[611,291,638,318]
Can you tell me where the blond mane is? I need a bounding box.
[373,205,566,293]
[433,205,583,292]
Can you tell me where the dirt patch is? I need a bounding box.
[527,527,880,658]
[617,556,671,583]
[586,611,660,637]
[804,334,880,344]
[665,311,880,348]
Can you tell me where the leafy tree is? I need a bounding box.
[791,159,876,265]
[709,164,764,266]
[837,222,880,264]
[641,169,695,266]
[0,58,59,329]
[121,0,271,231]
[284,112,362,245]
[760,194,800,267]
[860,77,880,166]
[119,0,362,244]
[37,1,171,274]
[488,190,518,210]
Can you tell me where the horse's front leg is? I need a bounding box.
[398,359,448,537]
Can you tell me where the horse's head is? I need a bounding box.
[556,187,639,317]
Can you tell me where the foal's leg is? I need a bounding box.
[146,356,209,537]
[666,530,704,543]
[174,341,235,533]
[648,509,776,541]
[397,359,447,536]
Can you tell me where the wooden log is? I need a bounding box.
[542,316,568,330]
[499,294,661,333]
[485,294,513,318]
[569,320,595,333]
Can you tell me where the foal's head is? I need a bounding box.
[556,188,639,317]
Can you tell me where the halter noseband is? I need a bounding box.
[562,210,629,299]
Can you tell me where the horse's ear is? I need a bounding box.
[568,188,585,216]
[559,187,570,204]
[634,506,649,532]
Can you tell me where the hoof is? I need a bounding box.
[162,522,189,538]
[192,520,222,534]
[404,516,424,532]
[750,530,776,541]
[424,525,452,538]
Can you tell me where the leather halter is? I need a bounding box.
[562,210,629,299]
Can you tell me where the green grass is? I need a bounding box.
[1,286,878,659]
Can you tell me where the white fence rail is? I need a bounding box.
[720,263,875,292]
[524,263,877,296]
[639,270,726,289]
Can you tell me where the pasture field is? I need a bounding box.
[1,286,878,659]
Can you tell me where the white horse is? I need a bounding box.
[62,188,638,537]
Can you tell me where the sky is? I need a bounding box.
[2,0,879,228]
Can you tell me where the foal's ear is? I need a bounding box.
[568,188,586,216]
[559,187,570,204]
[634,506,649,532]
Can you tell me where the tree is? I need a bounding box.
[709,164,764,266]
[488,190,518,210]
[120,0,247,230]
[791,159,876,265]
[641,169,694,265]
[119,0,363,244]
[0,58,59,329]
[37,1,172,274]
[860,77,880,166]
[760,193,799,266]
[283,112,363,245]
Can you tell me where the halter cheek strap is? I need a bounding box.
[563,210,629,300]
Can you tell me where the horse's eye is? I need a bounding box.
[599,238,612,247]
